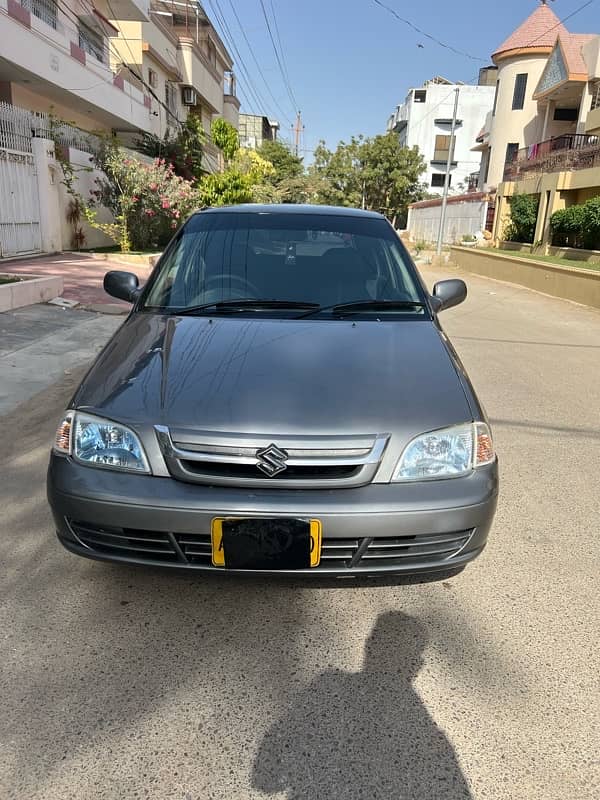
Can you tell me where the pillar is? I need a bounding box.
[31,137,62,253]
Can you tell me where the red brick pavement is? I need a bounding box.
[3,253,153,306]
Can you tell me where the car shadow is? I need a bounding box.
[252,610,473,799]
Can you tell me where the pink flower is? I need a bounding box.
[171,221,178,229]
[161,199,170,209]
[144,209,156,217]
[131,196,139,202]
[149,183,158,191]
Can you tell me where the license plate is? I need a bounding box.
[211,518,322,569]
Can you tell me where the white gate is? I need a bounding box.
[0,148,42,257]
[0,101,41,258]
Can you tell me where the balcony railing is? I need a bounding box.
[503,134,600,181]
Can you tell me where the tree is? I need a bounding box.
[257,140,303,184]
[308,133,426,223]
[211,118,239,164]
[135,114,206,183]
[309,138,363,207]
[359,135,426,224]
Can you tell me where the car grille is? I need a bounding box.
[68,521,473,570]
[154,426,389,489]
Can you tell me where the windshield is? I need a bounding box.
[142,211,428,317]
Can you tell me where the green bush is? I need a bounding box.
[550,205,586,248]
[550,197,600,250]
[504,194,539,244]
[582,196,600,249]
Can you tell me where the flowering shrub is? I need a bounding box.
[88,143,200,251]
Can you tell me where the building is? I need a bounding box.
[109,0,240,156]
[0,0,239,258]
[482,1,600,247]
[478,0,598,190]
[0,0,152,135]
[387,75,496,194]
[0,0,239,154]
[238,113,279,150]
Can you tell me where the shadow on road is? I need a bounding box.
[252,610,472,800]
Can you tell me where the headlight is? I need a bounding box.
[392,422,494,481]
[53,412,150,474]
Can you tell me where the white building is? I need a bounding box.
[387,76,496,194]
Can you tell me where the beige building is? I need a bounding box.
[0,0,152,134]
[478,1,600,247]
[110,0,240,164]
[0,0,239,155]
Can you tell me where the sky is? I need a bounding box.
[205,0,599,160]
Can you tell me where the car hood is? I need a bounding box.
[73,313,472,436]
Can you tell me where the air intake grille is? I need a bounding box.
[68,521,472,570]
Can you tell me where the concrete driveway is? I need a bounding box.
[1,267,599,799]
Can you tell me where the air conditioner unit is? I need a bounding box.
[182,87,197,106]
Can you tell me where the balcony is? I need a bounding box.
[503,134,600,182]
[0,0,151,132]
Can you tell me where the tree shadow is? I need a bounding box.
[252,610,472,799]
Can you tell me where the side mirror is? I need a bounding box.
[432,279,467,312]
[104,271,140,303]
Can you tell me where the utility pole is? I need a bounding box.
[293,111,304,157]
[436,87,460,257]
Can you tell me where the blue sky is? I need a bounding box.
[207,0,599,159]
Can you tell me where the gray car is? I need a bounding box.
[47,204,498,577]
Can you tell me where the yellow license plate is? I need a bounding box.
[211,518,322,569]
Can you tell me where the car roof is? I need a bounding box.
[195,204,385,220]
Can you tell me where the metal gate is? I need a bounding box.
[0,101,41,258]
[0,148,42,257]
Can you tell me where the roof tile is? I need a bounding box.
[493,3,566,59]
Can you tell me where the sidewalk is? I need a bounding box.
[3,253,153,308]
[0,304,121,415]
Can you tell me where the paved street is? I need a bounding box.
[0,305,121,416]
[1,268,599,800]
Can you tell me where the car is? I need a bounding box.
[47,204,498,578]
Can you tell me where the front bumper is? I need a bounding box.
[47,455,498,576]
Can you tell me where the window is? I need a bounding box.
[413,90,427,103]
[165,82,177,116]
[21,0,57,28]
[512,73,528,110]
[148,68,158,89]
[492,80,500,116]
[433,134,455,162]
[553,107,578,121]
[483,149,491,184]
[505,142,519,164]
[206,39,217,68]
[78,22,106,64]
[142,213,427,315]
[431,174,450,188]
[592,83,600,111]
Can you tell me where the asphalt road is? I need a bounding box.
[1,266,599,800]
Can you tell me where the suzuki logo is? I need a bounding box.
[256,443,289,477]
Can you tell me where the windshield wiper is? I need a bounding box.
[170,299,320,316]
[296,299,427,319]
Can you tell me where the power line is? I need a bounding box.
[225,0,294,126]
[267,0,296,105]
[205,0,272,115]
[371,1,486,62]
[258,0,298,112]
